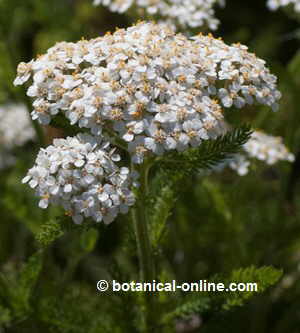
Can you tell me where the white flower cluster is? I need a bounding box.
[229,131,295,176]
[0,103,35,170]
[22,134,136,224]
[93,0,224,30]
[14,22,281,164]
[0,103,35,148]
[267,0,300,12]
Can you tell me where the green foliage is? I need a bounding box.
[147,126,251,249]
[79,228,99,253]
[12,252,43,316]
[160,125,252,176]
[36,215,99,250]
[162,296,211,323]
[149,181,177,249]
[0,305,11,325]
[36,288,123,333]
[288,50,300,86]
[0,251,43,321]
[221,266,283,310]
[148,126,251,250]
[35,219,64,248]
[162,266,282,327]
[202,179,232,222]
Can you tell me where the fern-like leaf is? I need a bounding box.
[221,265,283,310]
[159,125,252,176]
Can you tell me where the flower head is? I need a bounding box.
[14,22,281,163]
[229,130,294,175]
[22,134,136,224]
[93,0,224,30]
[243,130,295,164]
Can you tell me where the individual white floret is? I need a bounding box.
[14,22,281,163]
[228,154,251,176]
[22,134,136,224]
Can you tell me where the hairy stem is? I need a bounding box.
[131,160,155,331]
[132,161,154,281]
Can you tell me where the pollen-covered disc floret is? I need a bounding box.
[93,0,224,30]
[22,134,136,224]
[229,131,295,175]
[14,22,281,163]
[267,0,300,13]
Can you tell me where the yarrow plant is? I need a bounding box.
[267,0,300,12]
[93,0,225,30]
[14,23,290,328]
[11,10,296,331]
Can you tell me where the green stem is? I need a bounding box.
[132,161,154,281]
[131,160,155,331]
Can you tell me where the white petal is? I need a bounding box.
[64,184,72,193]
[39,199,49,209]
[22,176,31,184]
